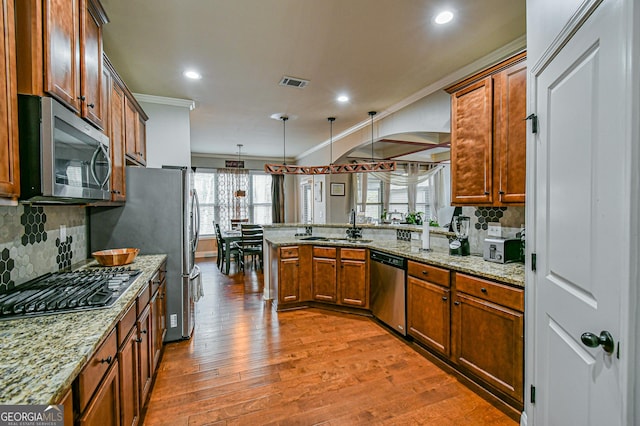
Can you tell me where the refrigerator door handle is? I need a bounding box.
[192,188,201,253]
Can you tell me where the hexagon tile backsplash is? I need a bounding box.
[0,205,87,289]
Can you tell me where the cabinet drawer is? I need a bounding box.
[280,246,299,259]
[313,246,336,258]
[136,283,151,316]
[117,303,136,347]
[340,248,366,261]
[77,329,118,412]
[407,261,450,287]
[455,273,524,312]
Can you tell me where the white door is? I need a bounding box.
[531,0,628,424]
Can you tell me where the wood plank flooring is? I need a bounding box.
[143,260,516,425]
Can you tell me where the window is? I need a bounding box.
[415,179,432,219]
[356,174,383,219]
[388,177,409,217]
[301,182,312,223]
[194,169,272,235]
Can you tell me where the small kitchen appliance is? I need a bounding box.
[449,216,471,256]
[483,237,521,263]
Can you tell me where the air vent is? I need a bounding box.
[279,76,309,89]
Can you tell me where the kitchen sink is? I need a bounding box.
[299,236,372,244]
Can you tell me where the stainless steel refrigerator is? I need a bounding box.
[89,166,201,341]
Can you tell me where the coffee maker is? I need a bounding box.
[449,216,471,256]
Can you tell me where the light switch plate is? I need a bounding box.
[488,222,502,237]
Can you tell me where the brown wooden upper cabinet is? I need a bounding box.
[124,96,147,166]
[446,52,527,206]
[0,0,20,199]
[16,0,109,130]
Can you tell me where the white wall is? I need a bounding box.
[137,99,192,168]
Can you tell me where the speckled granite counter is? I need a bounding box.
[0,254,166,405]
[264,237,524,287]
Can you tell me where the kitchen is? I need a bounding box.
[0,1,638,425]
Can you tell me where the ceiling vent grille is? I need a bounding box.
[279,76,309,89]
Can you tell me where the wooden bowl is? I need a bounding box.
[92,248,140,266]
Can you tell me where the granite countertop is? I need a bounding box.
[264,237,524,287]
[264,222,455,236]
[0,254,167,405]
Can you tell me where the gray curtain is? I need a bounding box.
[271,174,285,223]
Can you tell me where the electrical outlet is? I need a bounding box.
[487,222,502,237]
[59,225,66,240]
[170,314,178,328]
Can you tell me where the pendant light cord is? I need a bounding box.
[328,117,336,166]
[368,111,377,162]
[281,116,288,165]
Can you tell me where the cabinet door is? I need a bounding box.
[495,60,527,204]
[407,276,450,356]
[0,0,19,198]
[124,96,139,161]
[137,114,146,166]
[452,292,523,402]
[312,257,337,302]
[109,81,126,201]
[43,0,81,111]
[79,0,104,129]
[77,361,120,426]
[450,77,493,205]
[339,259,367,307]
[279,258,299,303]
[137,305,153,406]
[119,326,139,426]
[151,289,164,372]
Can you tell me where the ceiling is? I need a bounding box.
[100,0,526,160]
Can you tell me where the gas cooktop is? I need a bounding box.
[0,267,141,321]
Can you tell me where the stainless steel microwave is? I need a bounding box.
[18,95,111,203]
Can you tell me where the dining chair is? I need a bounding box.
[234,224,264,273]
[215,223,238,273]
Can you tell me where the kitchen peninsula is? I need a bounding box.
[263,223,525,415]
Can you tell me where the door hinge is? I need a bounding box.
[525,113,538,134]
[531,385,536,404]
[531,253,537,271]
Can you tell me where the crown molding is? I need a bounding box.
[133,93,196,110]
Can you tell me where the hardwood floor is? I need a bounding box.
[143,260,517,425]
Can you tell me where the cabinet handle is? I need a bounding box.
[135,337,143,343]
[442,296,448,301]
[78,95,86,101]
[481,287,487,293]
[111,190,121,194]
[422,270,428,275]
[141,329,147,334]
[454,301,460,306]
[499,191,505,195]
[484,191,490,195]
[99,356,112,364]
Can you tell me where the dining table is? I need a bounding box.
[220,230,241,274]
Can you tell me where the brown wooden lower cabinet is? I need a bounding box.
[338,249,368,308]
[452,273,524,404]
[312,247,337,302]
[77,361,120,426]
[119,325,140,426]
[137,304,153,406]
[280,256,300,303]
[407,276,451,356]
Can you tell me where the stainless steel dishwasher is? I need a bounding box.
[370,250,407,336]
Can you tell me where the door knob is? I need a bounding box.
[580,330,615,354]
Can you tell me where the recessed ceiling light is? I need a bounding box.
[434,10,454,25]
[183,70,202,80]
[337,95,349,103]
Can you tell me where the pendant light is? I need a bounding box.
[264,113,396,175]
[234,144,246,198]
